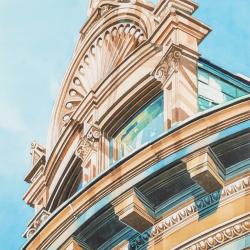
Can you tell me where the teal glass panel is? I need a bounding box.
[198,97,217,111]
[219,80,236,97]
[198,68,250,111]
[114,95,164,160]
[198,69,209,84]
[237,88,248,97]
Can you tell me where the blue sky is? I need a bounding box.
[0,0,249,249]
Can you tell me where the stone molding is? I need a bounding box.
[153,45,182,84]
[180,216,250,250]
[23,208,50,239]
[129,175,250,249]
[25,141,46,184]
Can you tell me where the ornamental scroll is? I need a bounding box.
[154,46,182,84]
[75,125,101,163]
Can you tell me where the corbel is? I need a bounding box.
[113,187,155,233]
[182,147,225,193]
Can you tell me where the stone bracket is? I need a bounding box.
[152,44,182,85]
[113,187,155,233]
[183,147,225,193]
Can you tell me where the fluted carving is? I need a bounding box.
[61,22,146,128]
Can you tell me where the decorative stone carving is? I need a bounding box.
[154,46,182,84]
[182,218,250,250]
[30,141,46,169]
[98,4,116,17]
[75,125,101,162]
[86,125,101,142]
[23,208,50,239]
[129,176,250,249]
[75,137,92,161]
[25,142,46,184]
[61,22,146,129]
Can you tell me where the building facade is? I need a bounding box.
[22,0,250,249]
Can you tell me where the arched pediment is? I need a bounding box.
[48,2,154,152]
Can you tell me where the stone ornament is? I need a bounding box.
[61,22,146,129]
[25,209,50,239]
[183,218,250,250]
[129,176,250,249]
[30,141,46,169]
[75,125,101,162]
[154,46,182,84]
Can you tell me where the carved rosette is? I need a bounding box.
[154,47,182,84]
[75,125,101,162]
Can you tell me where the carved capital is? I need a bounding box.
[86,125,101,142]
[75,125,101,162]
[75,137,93,162]
[154,46,182,84]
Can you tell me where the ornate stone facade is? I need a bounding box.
[22,0,250,249]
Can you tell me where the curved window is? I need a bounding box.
[111,94,164,161]
[197,68,250,111]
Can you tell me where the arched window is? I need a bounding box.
[110,94,164,162]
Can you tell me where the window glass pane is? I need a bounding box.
[197,68,249,111]
[237,88,248,97]
[209,75,221,91]
[114,95,164,160]
[223,94,234,102]
[220,80,236,97]
[198,81,224,103]
[198,70,209,84]
[198,97,217,111]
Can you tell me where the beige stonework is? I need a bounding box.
[22,1,250,249]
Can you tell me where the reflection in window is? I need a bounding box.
[198,69,249,111]
[112,95,164,161]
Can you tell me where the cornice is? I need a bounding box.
[129,175,250,249]
[23,98,250,250]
